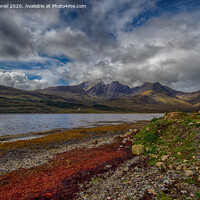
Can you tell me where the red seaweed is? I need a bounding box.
[0,141,133,199]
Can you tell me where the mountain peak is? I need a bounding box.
[91,79,104,84]
[79,79,105,91]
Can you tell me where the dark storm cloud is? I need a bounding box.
[0,11,34,59]
[0,0,86,4]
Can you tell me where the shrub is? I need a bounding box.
[150,117,159,123]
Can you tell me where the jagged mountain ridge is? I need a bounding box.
[0,80,200,113]
[77,80,182,99]
[37,79,200,106]
[79,80,132,98]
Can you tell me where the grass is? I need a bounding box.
[195,192,200,199]
[91,178,103,184]
[157,192,173,200]
[132,111,200,190]
[133,112,200,162]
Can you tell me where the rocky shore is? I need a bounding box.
[0,112,200,199]
[0,132,131,173]
[0,122,147,174]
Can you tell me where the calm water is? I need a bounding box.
[0,113,164,136]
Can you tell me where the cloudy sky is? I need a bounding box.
[0,0,200,92]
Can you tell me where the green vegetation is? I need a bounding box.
[0,94,128,113]
[133,111,200,163]
[91,178,103,184]
[195,192,200,199]
[157,192,173,200]
[132,111,200,199]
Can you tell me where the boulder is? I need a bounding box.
[133,129,138,133]
[132,145,145,155]
[156,162,164,167]
[176,165,182,171]
[168,164,173,170]
[124,131,132,137]
[147,188,157,195]
[161,155,168,162]
[185,170,193,177]
[123,167,129,172]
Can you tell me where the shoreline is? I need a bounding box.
[0,121,149,174]
[0,112,200,199]
[0,120,150,142]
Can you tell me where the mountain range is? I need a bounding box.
[0,80,200,113]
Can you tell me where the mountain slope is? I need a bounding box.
[0,85,93,113]
[176,90,200,105]
[35,85,92,104]
[0,80,200,113]
[0,85,127,113]
[35,80,200,112]
[131,82,180,96]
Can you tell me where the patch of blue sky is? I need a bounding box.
[0,59,60,72]
[0,61,45,71]
[27,74,41,80]
[126,9,161,31]
[38,53,71,64]
[57,79,70,86]
[59,9,79,25]
[126,0,200,31]
[157,0,200,13]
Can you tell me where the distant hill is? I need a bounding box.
[0,80,200,113]
[0,84,125,113]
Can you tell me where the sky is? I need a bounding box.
[0,0,200,92]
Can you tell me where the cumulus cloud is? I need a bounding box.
[0,0,200,92]
[0,72,52,90]
[56,10,200,92]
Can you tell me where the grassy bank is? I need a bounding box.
[132,111,200,199]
